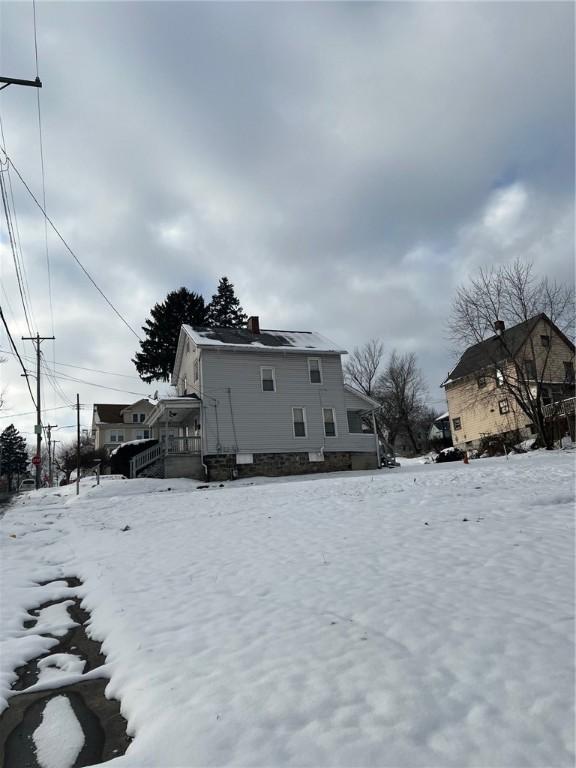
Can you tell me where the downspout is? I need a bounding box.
[198,354,208,480]
[200,402,208,481]
[372,410,381,467]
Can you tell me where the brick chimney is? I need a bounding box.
[247,316,260,334]
[494,319,505,335]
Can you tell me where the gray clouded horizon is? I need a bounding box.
[0,1,574,442]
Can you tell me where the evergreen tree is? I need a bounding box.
[133,288,207,383]
[205,277,247,328]
[0,424,29,490]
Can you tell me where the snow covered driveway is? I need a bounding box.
[1,452,574,767]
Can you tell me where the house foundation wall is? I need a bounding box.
[204,451,377,481]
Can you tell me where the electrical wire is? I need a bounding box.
[0,306,37,409]
[0,405,70,420]
[0,167,35,337]
[32,0,40,77]
[0,347,143,380]
[2,150,142,341]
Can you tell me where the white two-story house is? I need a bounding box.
[92,399,155,453]
[133,317,379,481]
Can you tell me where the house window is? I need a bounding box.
[109,431,124,443]
[347,410,364,433]
[140,413,145,422]
[292,407,307,438]
[477,375,486,388]
[136,430,150,440]
[524,359,536,380]
[564,361,575,382]
[132,413,138,423]
[323,408,337,437]
[308,358,322,384]
[194,359,199,382]
[452,418,462,431]
[540,335,550,348]
[261,367,276,392]
[498,399,510,415]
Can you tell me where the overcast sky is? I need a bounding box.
[0,1,574,444]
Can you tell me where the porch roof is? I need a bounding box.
[146,396,201,426]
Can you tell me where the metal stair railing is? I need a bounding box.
[129,443,163,478]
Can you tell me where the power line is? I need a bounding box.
[0,305,37,409]
[2,151,142,341]
[0,346,142,380]
[0,405,70,420]
[32,0,40,78]
[0,167,35,336]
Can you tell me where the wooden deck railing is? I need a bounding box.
[165,436,201,454]
[542,396,575,419]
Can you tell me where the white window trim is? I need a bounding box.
[308,357,323,384]
[261,366,276,392]
[109,430,125,443]
[292,407,307,438]
[323,407,338,438]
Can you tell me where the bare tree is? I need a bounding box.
[55,436,108,484]
[447,259,575,449]
[376,351,428,453]
[344,339,384,397]
[448,258,574,348]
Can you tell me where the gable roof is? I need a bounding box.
[93,404,128,424]
[183,325,346,353]
[443,313,575,385]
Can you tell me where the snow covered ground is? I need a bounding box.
[1,451,574,767]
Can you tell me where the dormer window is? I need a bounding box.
[308,358,322,384]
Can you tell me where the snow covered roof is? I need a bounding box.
[435,412,449,421]
[182,325,346,354]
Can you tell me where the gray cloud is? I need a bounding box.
[1,1,573,438]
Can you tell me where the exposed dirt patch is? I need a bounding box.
[1,578,130,766]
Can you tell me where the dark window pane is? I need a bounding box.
[310,368,321,383]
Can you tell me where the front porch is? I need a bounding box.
[129,397,204,479]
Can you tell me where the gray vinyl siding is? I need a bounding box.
[199,349,376,455]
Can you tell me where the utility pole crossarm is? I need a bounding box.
[0,76,42,90]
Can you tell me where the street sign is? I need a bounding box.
[31,455,41,466]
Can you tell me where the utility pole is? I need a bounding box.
[52,440,61,486]
[76,394,80,496]
[22,333,55,489]
[46,424,58,487]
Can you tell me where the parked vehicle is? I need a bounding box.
[18,478,36,492]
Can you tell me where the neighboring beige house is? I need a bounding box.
[91,399,155,453]
[443,314,575,450]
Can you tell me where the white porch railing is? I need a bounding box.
[165,435,201,454]
[542,396,575,419]
[129,443,163,478]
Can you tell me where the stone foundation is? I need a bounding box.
[204,451,377,482]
